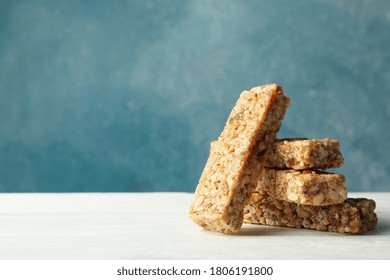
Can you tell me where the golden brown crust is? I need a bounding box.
[188,84,290,233]
[264,138,344,170]
[256,169,347,206]
[244,193,378,234]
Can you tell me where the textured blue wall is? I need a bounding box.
[0,0,389,192]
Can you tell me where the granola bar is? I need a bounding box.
[257,169,347,206]
[189,84,290,233]
[264,138,344,170]
[244,193,378,234]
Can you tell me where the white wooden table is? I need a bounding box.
[0,192,388,260]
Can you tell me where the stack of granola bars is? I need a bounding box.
[189,84,377,234]
[244,139,377,234]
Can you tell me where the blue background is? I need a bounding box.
[0,0,389,192]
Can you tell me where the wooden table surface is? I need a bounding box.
[0,192,388,260]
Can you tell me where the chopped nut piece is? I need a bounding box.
[188,84,290,233]
[244,193,378,234]
[264,138,344,170]
[256,169,347,206]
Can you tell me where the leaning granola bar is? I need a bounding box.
[264,138,344,170]
[189,84,290,233]
[257,169,347,206]
[244,193,378,234]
